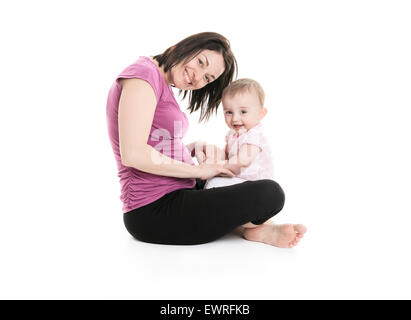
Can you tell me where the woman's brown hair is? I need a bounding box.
[153,32,238,122]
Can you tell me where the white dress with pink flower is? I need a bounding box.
[204,123,274,189]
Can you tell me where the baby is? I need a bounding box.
[198,78,274,189]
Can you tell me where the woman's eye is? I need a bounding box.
[241,111,247,114]
[199,59,203,66]
[205,76,210,83]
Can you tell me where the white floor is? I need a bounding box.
[1,131,411,299]
[2,176,410,300]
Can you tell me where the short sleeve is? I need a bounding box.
[116,58,162,103]
[238,126,264,150]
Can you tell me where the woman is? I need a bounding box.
[106,32,306,247]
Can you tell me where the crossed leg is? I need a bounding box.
[203,178,308,248]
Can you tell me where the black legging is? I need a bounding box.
[123,179,285,245]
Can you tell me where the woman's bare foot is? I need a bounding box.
[243,223,307,248]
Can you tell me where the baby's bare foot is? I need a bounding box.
[243,223,307,248]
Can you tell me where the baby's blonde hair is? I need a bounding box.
[222,78,265,106]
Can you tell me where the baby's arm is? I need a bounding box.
[223,144,261,175]
[236,143,261,166]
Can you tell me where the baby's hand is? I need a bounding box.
[189,141,226,165]
[203,144,226,165]
[195,150,207,164]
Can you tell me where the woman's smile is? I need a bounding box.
[184,69,193,85]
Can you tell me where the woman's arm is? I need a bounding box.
[118,78,234,179]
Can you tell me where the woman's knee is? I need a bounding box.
[255,179,285,212]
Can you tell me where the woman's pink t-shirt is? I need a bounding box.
[106,56,196,213]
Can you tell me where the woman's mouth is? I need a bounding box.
[184,69,192,85]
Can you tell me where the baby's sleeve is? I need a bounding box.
[239,127,265,150]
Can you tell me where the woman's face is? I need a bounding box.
[168,49,225,90]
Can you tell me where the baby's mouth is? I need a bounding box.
[233,124,244,130]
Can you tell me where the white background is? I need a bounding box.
[1,0,410,299]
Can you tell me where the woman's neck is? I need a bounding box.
[149,57,173,86]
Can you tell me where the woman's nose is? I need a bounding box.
[194,70,207,86]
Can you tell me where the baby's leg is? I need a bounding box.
[204,177,247,189]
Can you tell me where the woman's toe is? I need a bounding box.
[295,224,307,235]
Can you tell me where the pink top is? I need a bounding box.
[106,56,196,213]
[226,123,274,181]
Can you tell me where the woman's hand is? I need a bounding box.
[196,163,236,180]
[223,162,242,176]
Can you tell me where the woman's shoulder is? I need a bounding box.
[117,56,165,100]
[118,56,160,80]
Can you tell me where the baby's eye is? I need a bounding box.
[225,111,232,115]
[241,111,247,114]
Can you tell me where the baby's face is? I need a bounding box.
[222,90,267,132]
